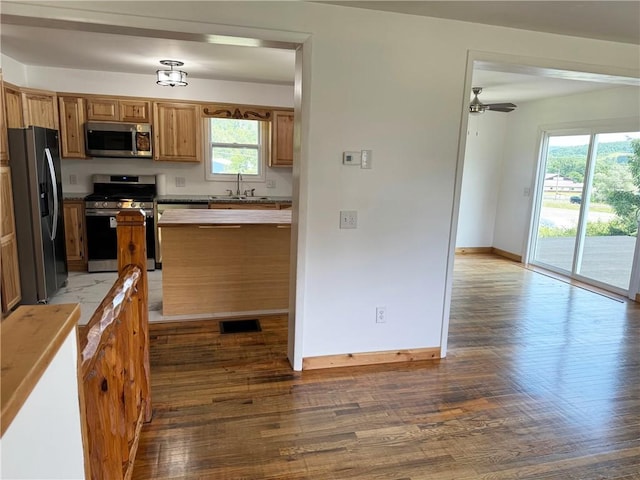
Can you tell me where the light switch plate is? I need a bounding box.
[175,177,186,187]
[361,150,373,169]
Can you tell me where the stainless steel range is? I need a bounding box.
[84,174,156,272]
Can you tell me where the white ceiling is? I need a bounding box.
[322,1,640,45]
[1,2,639,104]
[0,22,297,86]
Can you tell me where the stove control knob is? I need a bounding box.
[94,202,100,208]
[102,202,108,208]
[131,202,137,208]
[117,202,123,208]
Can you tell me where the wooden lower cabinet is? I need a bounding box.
[1,233,21,312]
[1,165,21,312]
[63,200,88,271]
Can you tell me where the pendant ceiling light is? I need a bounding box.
[156,60,188,87]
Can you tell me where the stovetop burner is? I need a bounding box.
[85,193,156,202]
[85,174,157,210]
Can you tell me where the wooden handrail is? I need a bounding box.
[80,265,141,374]
[78,210,151,480]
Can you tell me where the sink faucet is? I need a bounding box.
[236,172,243,196]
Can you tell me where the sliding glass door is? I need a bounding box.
[531,129,640,294]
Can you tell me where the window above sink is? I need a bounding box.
[205,118,268,183]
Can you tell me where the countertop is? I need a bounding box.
[63,193,89,201]
[1,304,81,435]
[63,194,292,204]
[158,208,292,227]
[157,195,292,205]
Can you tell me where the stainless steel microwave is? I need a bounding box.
[85,122,152,158]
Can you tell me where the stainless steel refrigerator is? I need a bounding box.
[7,126,68,304]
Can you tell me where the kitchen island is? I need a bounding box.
[158,209,291,316]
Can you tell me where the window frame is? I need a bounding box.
[204,117,269,182]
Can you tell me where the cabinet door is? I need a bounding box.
[153,102,201,163]
[86,98,119,121]
[0,75,7,166]
[22,91,58,129]
[63,200,87,271]
[1,234,21,312]
[120,100,151,123]
[4,86,24,128]
[270,110,294,167]
[58,96,87,159]
[1,166,21,311]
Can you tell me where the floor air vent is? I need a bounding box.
[219,319,261,334]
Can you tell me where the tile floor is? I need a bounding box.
[50,268,285,325]
[50,269,164,325]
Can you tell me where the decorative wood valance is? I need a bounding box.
[202,104,272,121]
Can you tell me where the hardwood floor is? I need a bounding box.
[132,254,640,479]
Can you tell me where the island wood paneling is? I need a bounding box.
[161,223,290,316]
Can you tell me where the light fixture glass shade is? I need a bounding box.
[156,60,188,87]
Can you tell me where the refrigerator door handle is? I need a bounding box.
[45,147,59,241]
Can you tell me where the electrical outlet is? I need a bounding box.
[69,174,77,185]
[175,177,186,187]
[267,179,276,188]
[376,306,387,323]
[340,210,357,229]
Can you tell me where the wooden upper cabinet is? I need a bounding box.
[86,97,118,121]
[3,85,58,130]
[270,110,294,167]
[0,74,8,166]
[21,89,58,130]
[153,102,201,163]
[58,96,87,159]
[4,85,24,129]
[87,97,151,123]
[120,100,150,123]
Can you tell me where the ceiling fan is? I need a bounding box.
[469,87,517,114]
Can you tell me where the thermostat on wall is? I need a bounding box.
[343,151,361,165]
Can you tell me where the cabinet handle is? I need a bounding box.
[198,225,241,229]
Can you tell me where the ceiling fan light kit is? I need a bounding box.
[469,87,516,114]
[156,60,188,87]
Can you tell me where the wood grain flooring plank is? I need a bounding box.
[132,255,640,479]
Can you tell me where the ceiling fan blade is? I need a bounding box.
[485,102,517,109]
[485,102,517,112]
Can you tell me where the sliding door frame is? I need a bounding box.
[528,119,640,298]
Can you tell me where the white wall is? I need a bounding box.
[0,330,85,480]
[4,1,639,365]
[1,57,295,197]
[456,113,507,247]
[493,85,640,256]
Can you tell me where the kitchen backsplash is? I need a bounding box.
[60,157,293,197]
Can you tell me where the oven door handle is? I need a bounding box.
[86,208,154,217]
